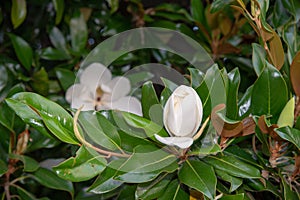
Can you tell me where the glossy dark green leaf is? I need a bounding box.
[6,98,52,138]
[224,145,262,169]
[160,87,172,107]
[136,174,173,200]
[158,180,189,200]
[275,126,300,149]
[238,85,253,119]
[191,0,206,25]
[0,102,17,132]
[8,92,78,144]
[70,14,87,53]
[26,129,60,152]
[220,194,244,200]
[41,47,71,61]
[16,185,49,200]
[52,0,64,24]
[53,146,106,182]
[88,159,124,194]
[55,68,76,91]
[251,63,288,121]
[115,145,178,183]
[11,0,27,28]
[79,111,121,151]
[205,155,261,179]
[141,81,162,122]
[215,169,242,192]
[49,27,67,51]
[226,68,240,119]
[244,178,281,198]
[9,154,39,172]
[179,160,216,199]
[30,68,49,96]
[33,167,74,196]
[252,43,267,76]
[188,68,204,88]
[116,184,136,200]
[9,34,33,71]
[122,112,168,139]
[0,159,7,176]
[118,130,152,153]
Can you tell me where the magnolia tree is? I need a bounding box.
[1,0,300,200]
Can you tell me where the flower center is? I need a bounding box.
[94,87,104,110]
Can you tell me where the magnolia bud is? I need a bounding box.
[155,85,203,149]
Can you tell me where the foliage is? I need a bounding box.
[0,0,300,199]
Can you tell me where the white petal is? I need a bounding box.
[105,76,131,100]
[163,85,203,137]
[80,63,112,92]
[65,84,95,111]
[106,96,142,116]
[154,134,193,149]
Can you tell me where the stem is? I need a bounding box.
[73,107,130,158]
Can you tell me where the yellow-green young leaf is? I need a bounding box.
[269,31,285,70]
[11,0,27,29]
[277,97,295,128]
[290,51,300,96]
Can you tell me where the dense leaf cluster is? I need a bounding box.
[0,0,300,199]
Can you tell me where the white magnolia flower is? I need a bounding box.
[155,85,203,149]
[65,63,142,116]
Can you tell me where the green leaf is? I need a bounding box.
[9,154,39,172]
[226,68,240,119]
[41,47,71,61]
[79,111,121,151]
[115,145,178,183]
[211,0,234,13]
[224,145,262,169]
[141,81,162,122]
[49,27,67,51]
[26,129,60,152]
[282,175,300,200]
[238,85,253,119]
[88,159,124,194]
[244,178,281,198]
[215,169,242,192]
[53,146,106,182]
[52,0,64,24]
[121,112,168,139]
[220,194,244,200]
[30,68,49,96]
[55,68,76,91]
[275,126,300,149]
[9,34,33,71]
[6,98,52,138]
[0,102,17,132]
[277,97,295,128]
[251,62,288,121]
[16,185,40,200]
[33,167,74,196]
[0,159,7,176]
[252,43,267,76]
[191,0,206,25]
[179,160,216,199]
[188,68,204,88]
[8,92,79,144]
[205,155,261,179]
[136,174,173,200]
[196,64,226,120]
[70,14,87,53]
[158,180,189,200]
[11,0,27,28]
